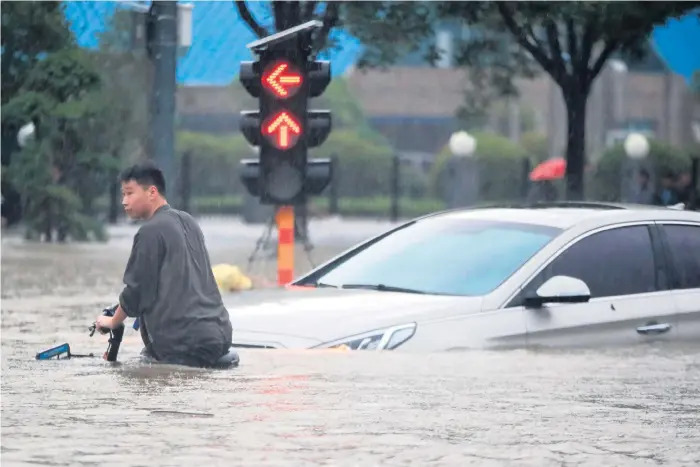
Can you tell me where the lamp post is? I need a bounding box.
[446,131,478,208]
[3,122,36,226]
[622,132,651,203]
[449,131,476,158]
[624,132,650,160]
[17,122,36,148]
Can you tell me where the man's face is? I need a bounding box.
[121,180,156,219]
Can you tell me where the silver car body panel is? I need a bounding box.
[654,219,700,343]
[224,206,700,351]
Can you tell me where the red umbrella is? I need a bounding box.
[530,157,566,181]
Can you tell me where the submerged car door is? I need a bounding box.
[504,223,678,348]
[657,222,700,342]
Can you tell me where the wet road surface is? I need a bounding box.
[2,218,700,466]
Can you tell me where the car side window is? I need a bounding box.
[515,225,658,303]
[662,224,700,289]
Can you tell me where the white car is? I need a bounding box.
[225,202,700,351]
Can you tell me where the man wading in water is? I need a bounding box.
[95,162,233,367]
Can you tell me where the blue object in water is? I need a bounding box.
[36,343,71,360]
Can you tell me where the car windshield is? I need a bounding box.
[307,218,562,296]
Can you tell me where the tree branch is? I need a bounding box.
[544,19,567,81]
[496,3,557,78]
[566,18,577,74]
[588,40,618,83]
[234,1,267,38]
[302,1,318,21]
[312,2,340,55]
[578,22,596,76]
[273,2,287,31]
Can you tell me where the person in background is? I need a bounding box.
[653,172,678,206]
[526,180,558,203]
[632,168,654,205]
[675,171,698,210]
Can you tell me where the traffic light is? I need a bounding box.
[239,22,332,205]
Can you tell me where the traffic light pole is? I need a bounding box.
[276,205,295,285]
[238,21,332,286]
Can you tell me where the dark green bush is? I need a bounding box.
[174,131,252,197]
[430,131,531,202]
[588,140,692,201]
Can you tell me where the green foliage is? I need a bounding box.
[150,194,445,219]
[345,1,699,199]
[175,128,425,200]
[310,129,395,197]
[23,48,101,101]
[175,131,252,197]
[341,2,439,69]
[435,2,699,95]
[0,1,75,102]
[2,3,116,241]
[521,131,550,163]
[588,140,692,201]
[430,131,529,201]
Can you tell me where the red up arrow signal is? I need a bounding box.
[262,61,303,99]
[263,111,302,150]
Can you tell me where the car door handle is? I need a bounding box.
[636,323,672,335]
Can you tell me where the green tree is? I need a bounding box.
[1,2,76,223]
[462,3,699,200]
[351,2,699,200]
[0,2,75,103]
[2,4,117,241]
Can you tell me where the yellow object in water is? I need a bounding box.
[212,264,253,292]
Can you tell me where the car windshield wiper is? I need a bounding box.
[311,281,338,288]
[340,283,428,294]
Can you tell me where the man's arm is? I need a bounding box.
[119,227,163,319]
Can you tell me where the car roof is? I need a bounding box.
[421,202,700,230]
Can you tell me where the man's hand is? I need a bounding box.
[95,315,114,334]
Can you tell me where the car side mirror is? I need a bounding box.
[523,275,591,308]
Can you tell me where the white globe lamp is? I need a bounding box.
[17,122,36,148]
[623,132,649,160]
[449,131,476,158]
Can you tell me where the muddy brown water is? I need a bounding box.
[2,219,700,466]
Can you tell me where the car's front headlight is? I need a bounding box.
[313,323,417,351]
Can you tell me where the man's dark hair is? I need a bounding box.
[119,162,166,196]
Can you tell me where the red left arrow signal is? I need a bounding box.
[263,111,302,149]
[262,61,303,99]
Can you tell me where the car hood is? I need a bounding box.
[224,287,483,346]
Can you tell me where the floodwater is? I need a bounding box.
[2,219,700,466]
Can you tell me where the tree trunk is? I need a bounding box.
[564,90,588,201]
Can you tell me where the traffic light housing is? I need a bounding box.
[239,24,332,205]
